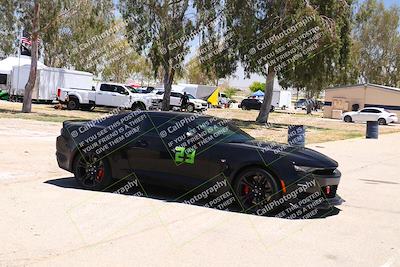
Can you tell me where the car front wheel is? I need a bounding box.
[234,167,280,212]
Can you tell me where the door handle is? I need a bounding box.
[98,93,103,95]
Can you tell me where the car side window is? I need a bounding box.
[361,109,372,113]
[116,86,127,95]
[171,92,181,98]
[100,84,111,92]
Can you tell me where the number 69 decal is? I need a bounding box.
[175,147,196,164]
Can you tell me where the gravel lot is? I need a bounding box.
[0,118,399,267]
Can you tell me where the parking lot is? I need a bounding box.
[0,117,399,266]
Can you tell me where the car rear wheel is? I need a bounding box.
[234,167,280,212]
[241,105,248,110]
[73,153,112,190]
[344,115,352,123]
[378,118,387,125]
[67,98,79,110]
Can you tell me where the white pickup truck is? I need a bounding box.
[57,82,152,111]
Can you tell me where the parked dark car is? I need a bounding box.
[56,111,342,212]
[295,99,323,111]
[239,98,275,112]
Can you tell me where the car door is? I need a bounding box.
[357,109,375,122]
[112,85,130,108]
[96,84,114,106]
[170,92,182,107]
[127,115,224,190]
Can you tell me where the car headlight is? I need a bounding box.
[294,165,316,173]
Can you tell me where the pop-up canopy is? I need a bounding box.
[251,90,264,97]
[0,56,46,75]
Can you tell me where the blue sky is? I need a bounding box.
[382,0,399,7]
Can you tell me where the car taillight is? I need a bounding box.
[57,88,61,98]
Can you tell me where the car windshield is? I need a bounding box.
[187,94,195,99]
[192,118,254,143]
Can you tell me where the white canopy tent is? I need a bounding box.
[0,56,46,90]
[0,56,46,75]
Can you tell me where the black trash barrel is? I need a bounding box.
[288,125,306,147]
[366,121,379,139]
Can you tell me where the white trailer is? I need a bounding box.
[271,90,292,109]
[175,83,217,100]
[10,65,93,101]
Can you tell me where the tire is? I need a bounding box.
[73,153,113,191]
[378,118,387,125]
[270,106,275,112]
[234,167,280,212]
[67,98,79,110]
[241,105,247,110]
[344,115,352,123]
[187,104,195,112]
[131,102,146,111]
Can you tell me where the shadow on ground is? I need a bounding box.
[45,177,341,220]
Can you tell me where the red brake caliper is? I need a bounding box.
[243,184,250,195]
[96,167,104,182]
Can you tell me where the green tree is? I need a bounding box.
[223,87,239,98]
[224,0,353,122]
[353,0,400,87]
[0,0,17,58]
[249,81,266,93]
[119,0,196,110]
[184,56,218,85]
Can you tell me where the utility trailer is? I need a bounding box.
[10,65,93,102]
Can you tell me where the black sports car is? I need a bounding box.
[56,111,342,214]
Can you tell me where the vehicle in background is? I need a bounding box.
[57,82,152,111]
[342,107,398,125]
[174,83,217,100]
[128,86,155,94]
[239,98,275,112]
[10,65,93,102]
[295,98,323,111]
[0,89,9,100]
[295,99,307,109]
[271,90,292,110]
[150,91,208,112]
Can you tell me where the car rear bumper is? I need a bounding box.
[56,135,74,172]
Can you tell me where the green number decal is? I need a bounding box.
[185,149,196,164]
[175,147,196,164]
[175,147,185,163]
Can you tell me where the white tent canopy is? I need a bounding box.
[0,56,46,74]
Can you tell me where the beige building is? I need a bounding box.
[323,83,400,119]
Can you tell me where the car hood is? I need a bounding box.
[240,140,339,168]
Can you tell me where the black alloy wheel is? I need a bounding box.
[234,168,279,212]
[74,153,112,190]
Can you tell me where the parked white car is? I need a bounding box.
[150,91,208,112]
[342,107,398,125]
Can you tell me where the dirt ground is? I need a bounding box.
[2,100,398,144]
[0,118,399,266]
